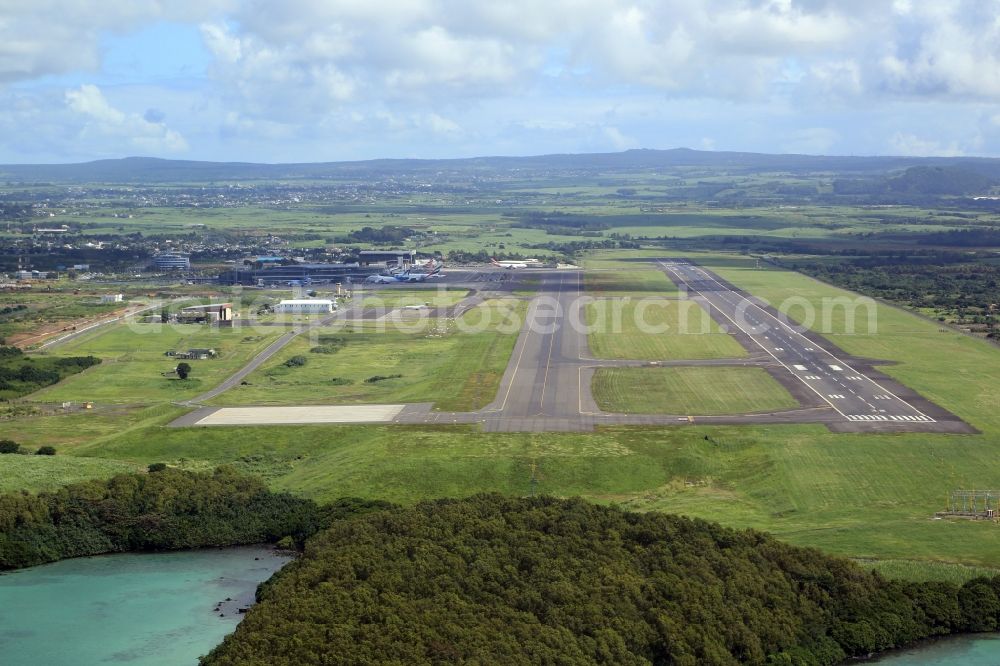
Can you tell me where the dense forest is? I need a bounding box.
[0,466,325,569]
[794,256,999,336]
[203,494,1000,666]
[339,225,418,244]
[0,346,101,399]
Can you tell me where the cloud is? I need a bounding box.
[603,126,638,151]
[889,132,965,157]
[0,1,232,85]
[65,84,188,153]
[6,1,1000,160]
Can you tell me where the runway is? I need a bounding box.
[659,261,931,423]
[482,272,586,418]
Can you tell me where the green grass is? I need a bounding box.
[0,289,132,344]
[212,299,524,411]
[48,418,1000,567]
[1,405,177,451]
[857,559,1000,585]
[29,325,282,404]
[354,288,469,310]
[584,269,678,296]
[0,454,140,493]
[9,247,1000,574]
[586,298,747,360]
[592,366,798,415]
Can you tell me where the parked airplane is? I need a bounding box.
[395,261,443,282]
[366,261,443,284]
[491,258,528,269]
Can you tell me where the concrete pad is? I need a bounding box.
[195,405,405,425]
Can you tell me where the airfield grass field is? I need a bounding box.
[585,298,747,360]
[212,301,523,411]
[592,366,798,415]
[29,325,283,404]
[584,267,679,296]
[6,251,1000,576]
[354,287,470,310]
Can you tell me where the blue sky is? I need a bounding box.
[1,0,999,163]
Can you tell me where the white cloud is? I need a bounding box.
[0,1,232,84]
[889,132,965,157]
[603,126,638,151]
[6,0,1000,160]
[65,84,188,153]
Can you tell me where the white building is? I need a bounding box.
[152,253,191,271]
[274,299,335,314]
[100,293,124,303]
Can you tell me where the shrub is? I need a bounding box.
[148,462,168,473]
[364,374,403,384]
[283,355,308,368]
[0,440,19,454]
[35,446,56,456]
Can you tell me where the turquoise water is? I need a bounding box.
[0,546,291,666]
[870,633,1000,664]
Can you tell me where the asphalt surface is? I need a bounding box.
[482,271,586,418]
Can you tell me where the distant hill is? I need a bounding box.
[3,149,1000,184]
[833,165,998,198]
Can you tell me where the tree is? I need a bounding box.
[35,446,56,456]
[0,440,19,454]
[175,362,191,380]
[148,463,168,473]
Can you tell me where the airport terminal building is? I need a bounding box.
[218,263,381,286]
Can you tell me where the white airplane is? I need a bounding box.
[365,274,397,284]
[491,258,528,269]
[395,261,443,282]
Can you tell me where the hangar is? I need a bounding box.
[274,299,335,314]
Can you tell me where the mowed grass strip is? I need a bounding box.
[587,298,746,360]
[592,366,798,415]
[584,268,678,296]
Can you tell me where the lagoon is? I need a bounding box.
[870,633,1000,665]
[0,546,290,666]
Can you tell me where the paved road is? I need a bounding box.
[660,260,935,425]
